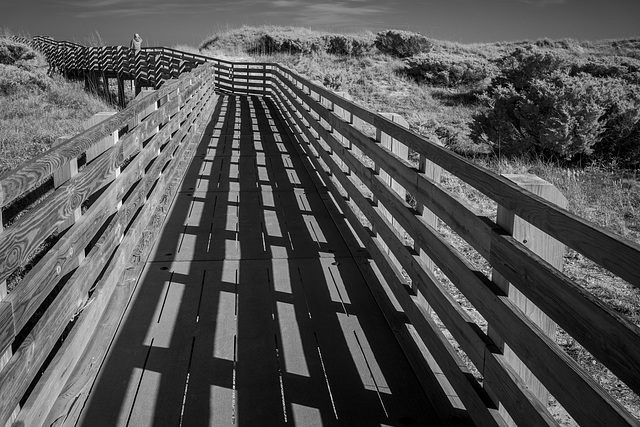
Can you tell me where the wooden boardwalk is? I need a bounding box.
[76,95,440,426]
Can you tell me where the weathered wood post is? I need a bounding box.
[117,75,126,108]
[85,112,118,165]
[375,113,409,271]
[0,220,20,425]
[332,92,362,190]
[485,174,567,426]
[415,138,443,276]
[414,136,444,315]
[52,138,79,225]
[311,81,332,160]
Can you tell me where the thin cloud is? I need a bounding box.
[58,0,262,17]
[516,0,566,5]
[272,0,299,6]
[264,1,389,27]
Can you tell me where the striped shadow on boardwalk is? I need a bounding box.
[77,95,441,426]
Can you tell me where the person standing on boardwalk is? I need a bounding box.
[130,33,142,52]
[129,33,143,94]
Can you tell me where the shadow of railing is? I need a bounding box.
[77,94,439,426]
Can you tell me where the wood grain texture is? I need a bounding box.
[8,79,217,427]
[272,72,640,402]
[21,89,218,427]
[0,96,182,335]
[364,171,636,426]
[0,74,189,209]
[273,84,559,427]
[274,72,638,422]
[270,78,637,425]
[0,301,13,355]
[0,69,215,426]
[272,86,496,426]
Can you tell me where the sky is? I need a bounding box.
[2,0,639,48]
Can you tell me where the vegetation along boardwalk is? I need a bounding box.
[1,35,640,426]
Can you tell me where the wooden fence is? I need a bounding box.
[1,36,640,426]
[267,64,640,426]
[11,35,270,105]
[0,58,218,426]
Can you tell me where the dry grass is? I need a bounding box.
[0,37,113,175]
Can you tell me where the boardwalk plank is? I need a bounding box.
[75,94,439,427]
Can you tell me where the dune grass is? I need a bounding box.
[0,37,114,176]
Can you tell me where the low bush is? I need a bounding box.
[471,48,640,166]
[374,30,432,58]
[252,33,327,55]
[0,39,38,65]
[326,34,375,57]
[491,48,568,90]
[200,26,331,56]
[0,37,112,174]
[403,52,494,87]
[0,38,50,95]
[571,55,640,84]
[0,64,50,95]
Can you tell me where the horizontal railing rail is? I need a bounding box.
[267,64,640,426]
[0,59,218,426]
[2,35,639,426]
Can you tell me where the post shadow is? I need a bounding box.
[76,93,439,426]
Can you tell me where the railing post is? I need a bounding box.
[311,81,334,162]
[0,214,20,426]
[485,174,567,425]
[414,138,443,311]
[52,137,81,228]
[85,112,118,163]
[262,64,268,96]
[331,92,351,187]
[117,74,126,108]
[230,63,235,93]
[375,113,409,271]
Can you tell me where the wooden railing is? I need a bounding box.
[12,36,271,102]
[2,36,639,426]
[266,66,640,426]
[0,58,218,426]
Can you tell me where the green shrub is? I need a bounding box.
[258,32,330,55]
[326,34,374,57]
[374,30,432,58]
[403,52,494,86]
[592,84,640,165]
[0,64,50,95]
[472,73,606,158]
[201,26,332,56]
[570,55,640,84]
[0,39,37,65]
[472,48,640,165]
[491,48,569,91]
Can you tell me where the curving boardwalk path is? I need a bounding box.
[76,94,441,426]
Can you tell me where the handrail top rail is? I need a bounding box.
[0,62,213,209]
[29,35,269,67]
